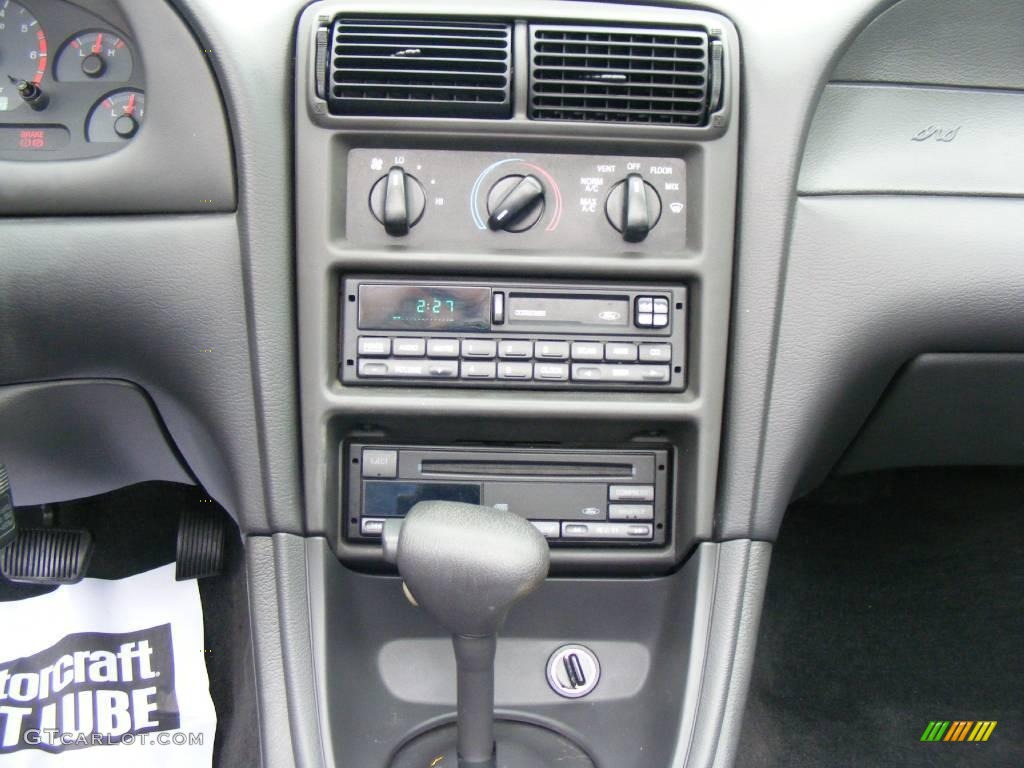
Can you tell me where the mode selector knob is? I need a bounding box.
[369,165,426,237]
[487,174,545,232]
[605,174,662,243]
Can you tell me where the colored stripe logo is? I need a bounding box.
[920,721,997,742]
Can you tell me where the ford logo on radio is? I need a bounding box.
[599,310,622,322]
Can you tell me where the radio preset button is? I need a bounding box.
[535,341,570,360]
[462,339,497,359]
[609,504,655,521]
[498,362,533,380]
[360,518,386,536]
[652,313,669,329]
[361,449,398,479]
[393,338,426,357]
[535,363,569,381]
[358,337,391,357]
[462,361,497,379]
[571,342,604,361]
[637,313,654,327]
[427,339,460,358]
[637,297,654,314]
[605,343,638,362]
[653,298,670,314]
[498,340,532,359]
[639,343,672,362]
[609,485,655,502]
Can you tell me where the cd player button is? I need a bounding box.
[462,339,497,359]
[530,521,561,539]
[462,361,497,379]
[535,341,570,360]
[653,297,670,314]
[609,485,655,502]
[627,524,654,538]
[393,338,426,357]
[360,518,386,536]
[498,362,533,380]
[427,338,460,358]
[498,340,532,359]
[571,365,604,382]
[358,337,391,357]
[358,360,391,377]
[535,363,569,381]
[609,504,655,521]
[361,449,398,479]
[639,343,672,362]
[562,523,591,537]
[428,361,459,378]
[571,342,604,361]
[605,343,638,362]
[636,313,654,328]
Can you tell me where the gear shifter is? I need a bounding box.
[383,500,550,767]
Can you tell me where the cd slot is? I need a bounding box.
[419,460,634,479]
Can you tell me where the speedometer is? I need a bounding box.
[0,0,48,111]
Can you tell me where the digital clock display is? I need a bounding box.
[358,284,491,332]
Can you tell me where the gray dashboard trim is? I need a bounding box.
[799,84,1024,196]
[833,0,1024,91]
[755,195,1024,538]
[0,378,192,505]
[171,0,305,535]
[0,0,236,215]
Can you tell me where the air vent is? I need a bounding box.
[530,25,712,125]
[328,18,512,118]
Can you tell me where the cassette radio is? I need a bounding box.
[345,444,671,546]
[339,277,687,391]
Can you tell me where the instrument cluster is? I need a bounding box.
[0,0,144,160]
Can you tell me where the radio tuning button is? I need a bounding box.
[605,173,662,243]
[369,165,426,236]
[487,174,546,232]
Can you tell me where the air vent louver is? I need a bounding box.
[530,25,711,125]
[328,18,512,118]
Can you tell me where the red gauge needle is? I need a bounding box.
[124,93,136,116]
[92,33,103,54]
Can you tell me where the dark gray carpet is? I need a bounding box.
[737,469,1024,768]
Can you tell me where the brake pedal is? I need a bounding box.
[176,507,225,580]
[0,527,93,584]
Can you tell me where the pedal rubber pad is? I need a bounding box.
[0,465,15,551]
[0,528,93,584]
[176,508,225,580]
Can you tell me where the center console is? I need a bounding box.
[295,1,739,764]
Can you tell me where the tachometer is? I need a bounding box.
[0,0,47,111]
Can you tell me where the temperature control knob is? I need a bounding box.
[487,174,545,232]
[369,166,426,237]
[605,174,662,243]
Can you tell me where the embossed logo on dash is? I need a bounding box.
[911,125,961,143]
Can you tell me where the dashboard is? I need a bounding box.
[2,0,1022,766]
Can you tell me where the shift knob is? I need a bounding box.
[384,500,549,637]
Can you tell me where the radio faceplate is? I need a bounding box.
[345,444,671,547]
[340,277,687,391]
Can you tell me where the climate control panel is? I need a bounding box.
[345,149,688,252]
